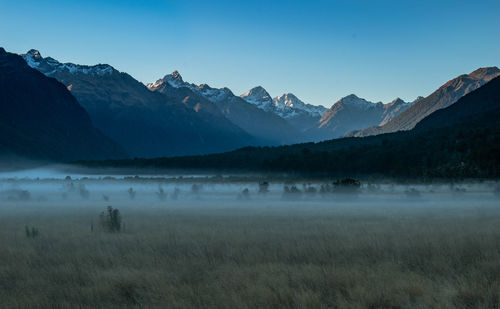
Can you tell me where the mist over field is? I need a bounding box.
[0,166,499,307]
[1,165,498,210]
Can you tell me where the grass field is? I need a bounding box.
[1,197,500,308]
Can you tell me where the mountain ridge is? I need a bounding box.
[347,67,500,137]
[0,47,126,161]
[23,50,254,157]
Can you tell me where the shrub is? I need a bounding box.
[237,188,250,200]
[25,225,39,238]
[332,178,361,193]
[99,206,122,233]
[171,188,180,200]
[405,188,421,198]
[156,186,167,201]
[191,184,201,194]
[282,185,302,200]
[7,189,31,201]
[258,181,270,194]
[79,184,90,199]
[127,188,136,200]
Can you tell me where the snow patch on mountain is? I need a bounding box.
[273,93,327,118]
[240,86,274,111]
[240,86,327,119]
[22,49,114,76]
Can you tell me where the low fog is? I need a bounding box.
[0,165,499,215]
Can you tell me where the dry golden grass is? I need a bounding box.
[1,201,500,308]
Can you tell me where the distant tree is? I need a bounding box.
[100,206,122,232]
[127,188,136,200]
[258,181,269,194]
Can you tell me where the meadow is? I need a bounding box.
[0,173,500,308]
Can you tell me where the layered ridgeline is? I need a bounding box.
[82,76,500,178]
[239,87,327,132]
[239,87,420,141]
[0,48,125,161]
[22,50,253,158]
[310,95,422,140]
[347,67,500,137]
[148,73,300,145]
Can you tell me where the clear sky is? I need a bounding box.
[1,0,499,107]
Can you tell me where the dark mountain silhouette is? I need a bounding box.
[415,75,500,131]
[348,67,500,137]
[0,48,126,161]
[22,50,253,158]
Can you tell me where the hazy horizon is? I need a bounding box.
[1,0,500,106]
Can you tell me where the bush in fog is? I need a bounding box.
[99,206,122,233]
[258,181,269,194]
[156,186,167,201]
[282,185,302,200]
[191,184,201,194]
[102,194,110,202]
[237,188,250,200]
[7,189,30,201]
[332,178,361,193]
[79,184,90,199]
[366,183,381,192]
[319,178,361,195]
[319,183,332,195]
[127,187,136,200]
[452,187,466,196]
[303,183,317,195]
[25,225,39,238]
[405,188,421,198]
[171,188,180,200]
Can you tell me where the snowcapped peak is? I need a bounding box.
[171,70,181,78]
[164,70,184,87]
[22,49,43,68]
[240,86,273,111]
[26,49,42,59]
[147,70,186,89]
[22,49,114,77]
[241,86,271,98]
[272,93,327,118]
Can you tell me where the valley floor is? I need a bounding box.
[1,196,500,308]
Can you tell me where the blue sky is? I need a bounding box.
[1,0,499,106]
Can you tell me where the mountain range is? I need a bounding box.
[147,72,300,145]
[0,48,125,161]
[309,95,422,140]
[239,87,328,133]
[22,50,253,157]
[346,67,500,137]
[89,75,500,178]
[0,46,498,165]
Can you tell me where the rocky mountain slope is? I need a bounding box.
[307,94,418,140]
[0,48,126,161]
[239,87,327,132]
[148,72,300,145]
[347,67,500,137]
[23,50,253,157]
